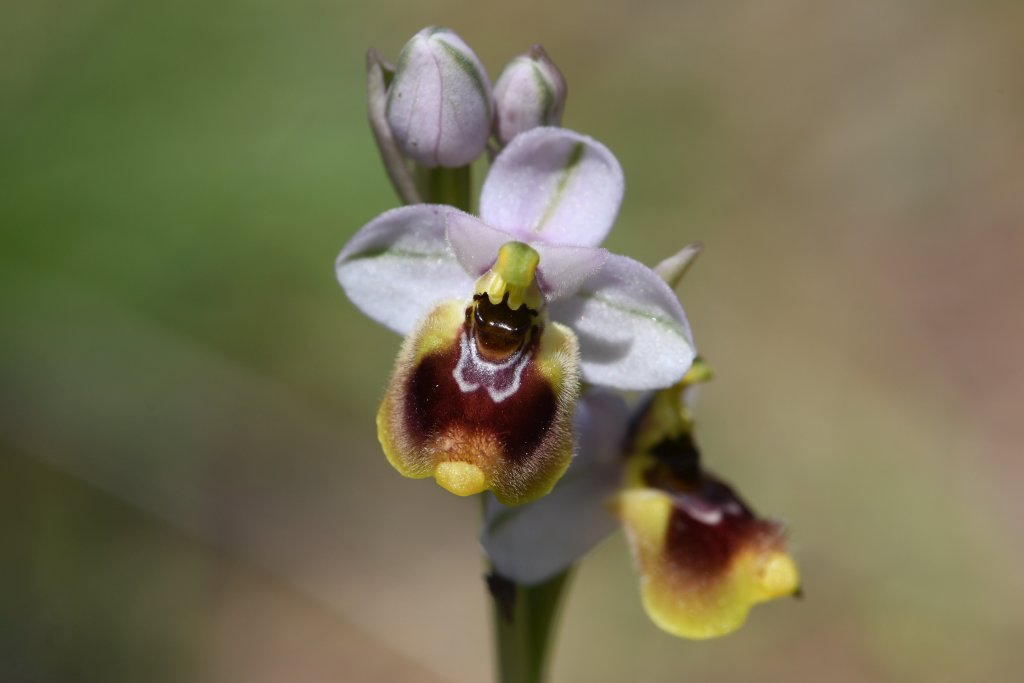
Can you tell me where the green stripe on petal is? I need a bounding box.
[336,205,472,335]
[533,142,585,235]
[549,253,694,390]
[480,129,623,247]
[344,245,451,262]
[573,290,688,339]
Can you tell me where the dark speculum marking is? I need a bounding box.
[470,293,537,362]
[663,474,774,579]
[404,320,556,464]
[643,430,778,580]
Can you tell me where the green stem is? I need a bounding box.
[418,164,472,211]
[490,567,574,683]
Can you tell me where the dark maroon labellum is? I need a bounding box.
[405,337,556,463]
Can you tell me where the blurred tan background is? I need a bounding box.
[2,0,1023,681]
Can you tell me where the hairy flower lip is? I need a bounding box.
[614,483,799,640]
[377,299,581,505]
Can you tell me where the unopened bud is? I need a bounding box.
[385,27,493,168]
[493,45,567,146]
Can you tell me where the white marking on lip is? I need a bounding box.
[452,330,531,403]
[679,496,724,525]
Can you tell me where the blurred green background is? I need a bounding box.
[3,0,1023,681]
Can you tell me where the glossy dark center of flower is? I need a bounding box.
[469,293,537,362]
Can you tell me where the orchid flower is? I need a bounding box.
[336,127,696,504]
[614,366,801,639]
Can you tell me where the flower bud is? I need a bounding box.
[385,27,493,168]
[492,46,567,146]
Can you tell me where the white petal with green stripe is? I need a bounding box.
[550,254,696,389]
[480,128,624,248]
[336,205,472,335]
